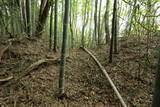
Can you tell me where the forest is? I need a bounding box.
[0,0,160,106]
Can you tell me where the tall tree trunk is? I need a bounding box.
[17,0,23,33]
[35,0,50,37]
[128,0,137,36]
[74,0,78,47]
[81,0,89,47]
[1,1,9,35]
[113,0,118,54]
[0,12,4,35]
[53,0,58,52]
[94,0,98,44]
[69,0,74,48]
[89,0,94,46]
[109,0,117,63]
[98,0,102,45]
[49,3,54,50]
[22,0,27,32]
[10,4,16,35]
[60,0,64,46]
[62,0,64,24]
[104,0,110,44]
[0,9,7,35]
[32,0,36,33]
[59,0,70,95]
[26,0,32,36]
[152,50,160,107]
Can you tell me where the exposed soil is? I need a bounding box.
[0,34,159,107]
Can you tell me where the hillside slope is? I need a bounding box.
[0,35,159,107]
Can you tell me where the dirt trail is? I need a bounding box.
[0,35,159,107]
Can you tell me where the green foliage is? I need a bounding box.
[155,30,160,36]
[0,0,159,49]
[48,0,54,6]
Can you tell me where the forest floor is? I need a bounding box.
[0,34,159,107]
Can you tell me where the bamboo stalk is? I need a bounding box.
[80,47,127,107]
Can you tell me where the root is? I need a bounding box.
[25,58,60,72]
[0,58,60,87]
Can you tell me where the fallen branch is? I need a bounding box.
[80,47,127,107]
[25,58,60,72]
[0,76,13,82]
[0,58,60,87]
